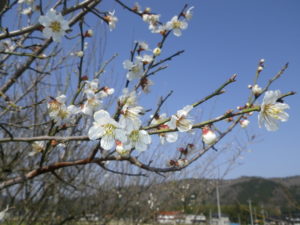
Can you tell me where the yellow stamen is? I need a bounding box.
[49,21,62,32]
[103,124,116,136]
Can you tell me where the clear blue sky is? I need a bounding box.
[93,0,300,178]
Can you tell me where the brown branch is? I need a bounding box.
[151,50,185,69]
[143,74,238,130]
[147,90,173,126]
[0,0,102,101]
[0,0,100,40]
[0,135,89,143]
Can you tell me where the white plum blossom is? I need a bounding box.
[21,7,32,15]
[240,119,250,128]
[150,113,178,144]
[166,16,188,37]
[115,140,130,155]
[133,2,142,14]
[29,141,46,156]
[168,105,193,132]
[98,86,115,98]
[159,124,178,144]
[142,14,161,32]
[137,41,149,51]
[48,94,66,110]
[52,105,80,124]
[177,159,188,167]
[123,59,144,81]
[119,105,144,132]
[84,79,99,93]
[127,129,151,152]
[38,9,69,42]
[136,54,153,64]
[140,77,154,93]
[47,95,80,124]
[252,84,263,96]
[202,126,217,145]
[0,40,14,53]
[104,10,118,31]
[119,88,138,107]
[184,6,194,20]
[81,90,102,116]
[88,110,127,150]
[258,90,289,131]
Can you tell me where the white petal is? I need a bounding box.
[264,115,279,131]
[67,105,80,114]
[139,130,151,144]
[101,135,115,150]
[123,60,133,70]
[278,111,289,122]
[94,110,110,122]
[181,21,188,30]
[168,116,177,129]
[173,29,182,37]
[82,104,93,116]
[88,126,103,140]
[115,129,127,143]
[39,15,50,25]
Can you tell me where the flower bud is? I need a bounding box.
[252,84,262,96]
[258,66,264,72]
[240,119,250,128]
[153,47,161,56]
[75,51,84,57]
[84,29,93,37]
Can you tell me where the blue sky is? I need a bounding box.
[96,0,300,179]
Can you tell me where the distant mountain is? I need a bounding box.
[219,176,300,208]
[143,175,300,220]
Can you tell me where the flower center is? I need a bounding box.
[58,109,69,119]
[265,104,282,120]
[129,130,139,142]
[48,101,61,112]
[131,64,140,73]
[103,124,116,136]
[88,98,99,107]
[173,20,181,29]
[49,21,62,32]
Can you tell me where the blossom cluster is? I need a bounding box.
[142,6,193,37]
[32,4,290,164]
[88,89,151,153]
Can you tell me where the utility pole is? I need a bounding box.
[248,199,254,225]
[261,204,266,225]
[216,182,222,225]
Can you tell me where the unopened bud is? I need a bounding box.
[240,119,250,128]
[38,54,47,59]
[260,58,265,64]
[252,84,262,96]
[75,51,84,57]
[153,47,161,56]
[144,7,151,13]
[257,66,263,72]
[230,73,237,81]
[81,75,89,81]
[51,139,58,146]
[248,84,252,89]
[84,29,93,37]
